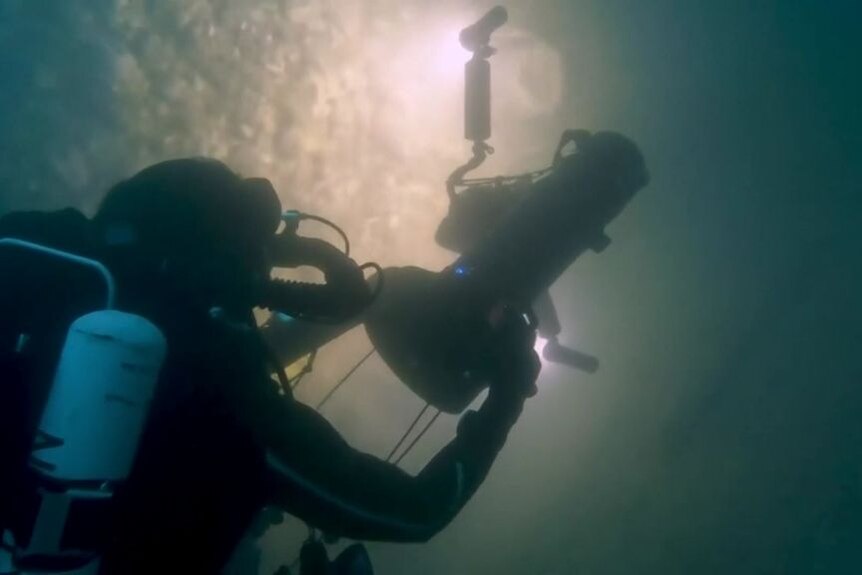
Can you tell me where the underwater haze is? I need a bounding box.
[1,1,861,574]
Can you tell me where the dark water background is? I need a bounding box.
[2,1,860,573]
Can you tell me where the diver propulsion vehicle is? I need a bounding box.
[364,130,648,412]
[265,6,649,414]
[263,127,648,415]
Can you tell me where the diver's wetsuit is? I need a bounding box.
[0,209,532,574]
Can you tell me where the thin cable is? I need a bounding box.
[254,310,315,396]
[385,403,430,462]
[460,166,551,186]
[315,348,376,411]
[393,409,442,466]
[289,368,311,391]
[298,213,350,256]
[290,349,318,391]
[255,323,293,396]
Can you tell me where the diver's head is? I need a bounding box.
[94,158,282,310]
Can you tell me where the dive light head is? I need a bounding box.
[459,6,508,53]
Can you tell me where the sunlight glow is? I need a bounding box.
[111,1,563,270]
[431,26,472,78]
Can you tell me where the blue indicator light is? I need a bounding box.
[454,265,468,277]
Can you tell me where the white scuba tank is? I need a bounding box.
[31,310,166,482]
[2,311,166,575]
[0,239,167,574]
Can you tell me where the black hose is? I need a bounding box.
[293,213,351,256]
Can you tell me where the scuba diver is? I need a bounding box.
[0,158,540,574]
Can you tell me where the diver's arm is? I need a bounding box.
[263,385,527,542]
[223,324,537,542]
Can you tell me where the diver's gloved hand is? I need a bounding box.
[453,305,539,455]
[483,303,541,409]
